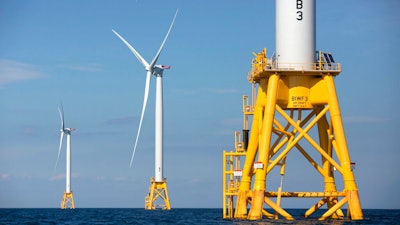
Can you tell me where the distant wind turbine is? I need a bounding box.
[112,10,178,210]
[112,9,177,182]
[55,101,75,209]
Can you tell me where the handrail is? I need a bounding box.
[268,62,341,72]
[248,49,341,82]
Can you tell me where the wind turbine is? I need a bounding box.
[112,9,178,210]
[55,102,75,209]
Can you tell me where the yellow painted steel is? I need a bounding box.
[60,191,75,209]
[223,96,252,218]
[223,49,363,221]
[145,177,171,210]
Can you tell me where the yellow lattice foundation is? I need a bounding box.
[145,177,171,210]
[60,191,75,209]
[223,49,363,221]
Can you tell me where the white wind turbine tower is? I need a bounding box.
[112,9,178,210]
[55,102,75,209]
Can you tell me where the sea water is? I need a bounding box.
[0,208,398,225]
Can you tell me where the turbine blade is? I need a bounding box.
[112,29,150,68]
[130,71,152,168]
[55,131,64,171]
[149,9,178,68]
[58,103,65,131]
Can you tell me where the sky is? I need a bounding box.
[0,0,399,209]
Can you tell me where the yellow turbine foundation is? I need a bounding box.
[145,177,171,210]
[60,191,75,209]
[223,49,363,221]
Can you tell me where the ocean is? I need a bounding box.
[0,208,398,225]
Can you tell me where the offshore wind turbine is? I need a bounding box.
[55,102,75,209]
[112,9,178,210]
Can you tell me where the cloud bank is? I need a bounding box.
[0,60,46,85]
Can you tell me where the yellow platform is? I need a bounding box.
[223,49,362,221]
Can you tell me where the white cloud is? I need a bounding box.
[20,126,39,137]
[56,63,104,73]
[50,173,65,181]
[50,172,80,181]
[0,173,11,180]
[0,60,46,85]
[95,176,106,181]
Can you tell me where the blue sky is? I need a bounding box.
[0,0,399,209]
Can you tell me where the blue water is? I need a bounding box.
[0,208,398,225]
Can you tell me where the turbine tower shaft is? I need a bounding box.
[155,73,163,182]
[66,132,71,194]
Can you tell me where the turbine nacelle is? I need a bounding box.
[61,128,76,134]
[152,65,171,76]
